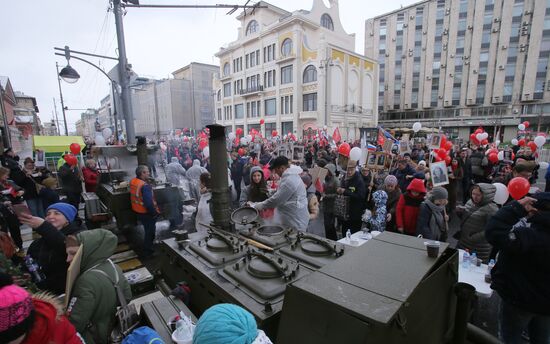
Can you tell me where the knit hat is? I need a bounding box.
[193,304,257,344]
[0,272,35,343]
[46,202,77,222]
[418,160,427,167]
[384,175,398,186]
[41,177,57,189]
[407,178,427,194]
[429,186,448,201]
[301,174,312,187]
[325,163,336,176]
[347,159,357,168]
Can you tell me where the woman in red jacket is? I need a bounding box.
[396,178,426,236]
[81,159,100,193]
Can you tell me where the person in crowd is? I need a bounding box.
[391,159,416,193]
[459,148,472,204]
[415,160,427,174]
[456,183,498,263]
[417,186,449,241]
[360,166,374,206]
[193,303,272,344]
[65,229,132,344]
[241,155,254,187]
[39,177,59,211]
[252,156,309,231]
[58,158,82,209]
[362,190,387,232]
[165,157,186,186]
[20,158,45,218]
[446,156,464,213]
[195,172,213,233]
[186,159,207,183]
[470,147,488,183]
[322,163,339,240]
[301,174,319,222]
[230,152,244,202]
[0,272,84,344]
[493,162,534,186]
[485,194,550,344]
[382,175,401,232]
[20,202,82,294]
[396,178,427,236]
[1,148,25,185]
[130,165,160,257]
[337,160,366,234]
[81,159,100,193]
[0,167,25,251]
[239,166,273,219]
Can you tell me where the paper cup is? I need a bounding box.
[425,241,440,258]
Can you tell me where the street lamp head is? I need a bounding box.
[59,64,80,84]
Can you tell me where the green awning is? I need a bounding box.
[32,136,86,153]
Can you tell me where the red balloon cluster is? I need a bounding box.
[527,141,537,152]
[198,139,208,150]
[508,177,530,200]
[236,128,243,136]
[69,143,81,155]
[432,134,454,165]
[271,130,278,137]
[238,148,245,157]
[338,142,351,157]
[64,154,78,166]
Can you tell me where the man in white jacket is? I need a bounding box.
[253,156,309,231]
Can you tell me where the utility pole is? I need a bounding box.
[113,0,136,144]
[52,98,61,135]
[55,63,69,135]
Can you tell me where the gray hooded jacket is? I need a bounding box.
[165,157,186,185]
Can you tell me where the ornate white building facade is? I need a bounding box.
[214,0,378,141]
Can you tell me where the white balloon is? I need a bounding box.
[412,122,422,133]
[495,140,501,147]
[228,132,236,140]
[95,135,106,146]
[534,135,546,147]
[246,134,252,141]
[102,127,112,139]
[349,147,362,161]
[240,137,248,145]
[493,183,509,205]
[511,138,519,146]
[518,124,526,131]
[203,147,210,159]
[497,151,504,160]
[480,132,489,140]
[476,133,484,141]
[539,162,549,170]
[323,125,328,130]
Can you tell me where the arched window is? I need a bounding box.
[303,65,317,83]
[321,14,334,31]
[223,63,230,76]
[281,38,293,57]
[246,20,259,35]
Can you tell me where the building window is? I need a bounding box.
[303,65,317,83]
[281,65,293,84]
[281,38,293,57]
[217,90,221,101]
[265,98,276,116]
[247,100,261,118]
[234,104,244,119]
[263,43,276,62]
[280,95,293,114]
[282,121,293,136]
[223,83,231,97]
[246,20,259,35]
[321,13,334,31]
[265,122,276,135]
[217,108,221,121]
[223,63,230,76]
[264,70,276,88]
[233,57,242,73]
[303,93,317,111]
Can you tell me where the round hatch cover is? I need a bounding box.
[301,239,332,256]
[257,225,284,236]
[247,256,286,279]
[231,207,259,225]
[206,237,231,252]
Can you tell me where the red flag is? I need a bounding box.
[333,127,341,143]
[315,178,324,193]
[377,128,385,146]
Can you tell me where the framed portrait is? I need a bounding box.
[292,145,305,161]
[366,151,377,168]
[429,134,441,150]
[430,161,449,187]
[503,150,512,161]
[399,140,410,155]
[382,140,393,153]
[277,144,289,158]
[375,153,387,169]
[34,150,45,167]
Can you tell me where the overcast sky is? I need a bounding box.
[1,0,416,132]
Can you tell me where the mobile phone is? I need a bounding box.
[12,204,32,218]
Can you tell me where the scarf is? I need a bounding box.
[425,199,446,238]
[248,181,269,203]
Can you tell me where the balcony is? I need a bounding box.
[299,110,318,119]
[239,85,264,97]
[276,54,296,64]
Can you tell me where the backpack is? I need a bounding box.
[122,326,164,344]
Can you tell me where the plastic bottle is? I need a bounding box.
[469,252,477,270]
[461,249,470,269]
[346,229,352,241]
[485,259,495,283]
[25,255,44,283]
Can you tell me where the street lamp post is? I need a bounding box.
[319,58,333,128]
[55,62,69,135]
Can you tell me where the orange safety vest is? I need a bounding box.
[129,178,160,214]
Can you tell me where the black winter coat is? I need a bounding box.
[340,172,366,222]
[27,220,83,294]
[58,163,82,194]
[485,202,550,315]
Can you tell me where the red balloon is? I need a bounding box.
[444,155,452,166]
[475,128,483,134]
[508,177,530,200]
[236,128,243,136]
[338,143,351,157]
[528,141,537,152]
[175,129,182,136]
[523,121,530,128]
[260,119,265,125]
[437,149,447,159]
[69,143,81,155]
[199,139,208,150]
[238,148,245,157]
[470,133,477,142]
[444,141,453,151]
[440,135,447,149]
[271,130,278,137]
[64,154,78,166]
[481,139,488,145]
[434,155,443,162]
[486,148,498,156]
[488,153,499,164]
[518,139,526,147]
